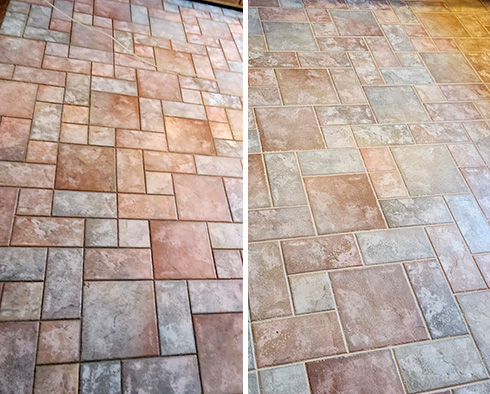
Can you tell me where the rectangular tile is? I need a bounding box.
[445,194,490,253]
[380,196,453,227]
[298,149,365,176]
[253,312,345,367]
[395,337,487,393]
[356,228,434,265]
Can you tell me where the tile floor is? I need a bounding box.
[248,0,490,393]
[0,0,243,392]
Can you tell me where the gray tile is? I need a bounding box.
[364,86,430,123]
[405,260,467,338]
[0,247,46,280]
[264,152,307,207]
[395,336,487,393]
[458,291,490,369]
[390,0,418,23]
[352,124,414,146]
[260,364,310,394]
[464,122,490,165]
[289,272,334,314]
[0,11,27,36]
[131,5,149,25]
[298,149,365,176]
[322,126,356,148]
[27,5,51,29]
[391,145,468,195]
[248,325,255,370]
[263,22,318,51]
[65,73,90,105]
[188,280,242,313]
[150,17,185,41]
[42,248,83,319]
[453,382,490,394]
[122,356,201,394]
[381,24,414,51]
[81,281,159,360]
[249,372,260,394]
[381,197,453,227]
[30,102,62,141]
[118,220,150,248]
[52,190,117,218]
[357,228,434,265]
[155,281,195,356]
[0,322,38,394]
[248,8,263,36]
[381,68,434,84]
[80,361,121,394]
[427,225,487,292]
[85,219,117,247]
[446,194,490,253]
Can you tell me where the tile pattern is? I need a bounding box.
[0,0,243,392]
[248,0,490,392]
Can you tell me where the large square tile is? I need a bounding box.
[165,117,215,155]
[263,22,318,51]
[255,107,324,151]
[90,91,140,129]
[81,281,159,360]
[420,53,480,83]
[304,174,385,234]
[364,86,430,123]
[391,145,468,195]
[330,265,428,351]
[55,144,115,192]
[150,221,215,279]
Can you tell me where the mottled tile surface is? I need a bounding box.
[248,1,490,392]
[0,1,242,391]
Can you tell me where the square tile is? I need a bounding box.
[174,174,231,222]
[37,320,80,364]
[255,107,324,151]
[276,69,338,105]
[331,10,382,36]
[289,272,334,314]
[330,265,428,351]
[81,281,159,360]
[150,221,215,279]
[391,145,468,195]
[34,364,79,394]
[55,144,116,192]
[420,52,480,83]
[263,22,318,51]
[165,117,215,155]
[0,282,43,320]
[137,69,181,101]
[85,219,117,247]
[304,174,385,234]
[364,86,430,123]
[80,361,121,394]
[90,91,140,129]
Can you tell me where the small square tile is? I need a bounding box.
[80,361,121,394]
[37,320,80,364]
[26,141,58,164]
[85,219,117,247]
[289,272,334,314]
[118,220,150,247]
[214,250,242,278]
[146,172,173,194]
[34,364,79,394]
[17,189,53,216]
[0,282,43,320]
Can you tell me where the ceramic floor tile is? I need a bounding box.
[305,174,385,234]
[330,265,429,351]
[0,2,243,391]
[307,350,405,393]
